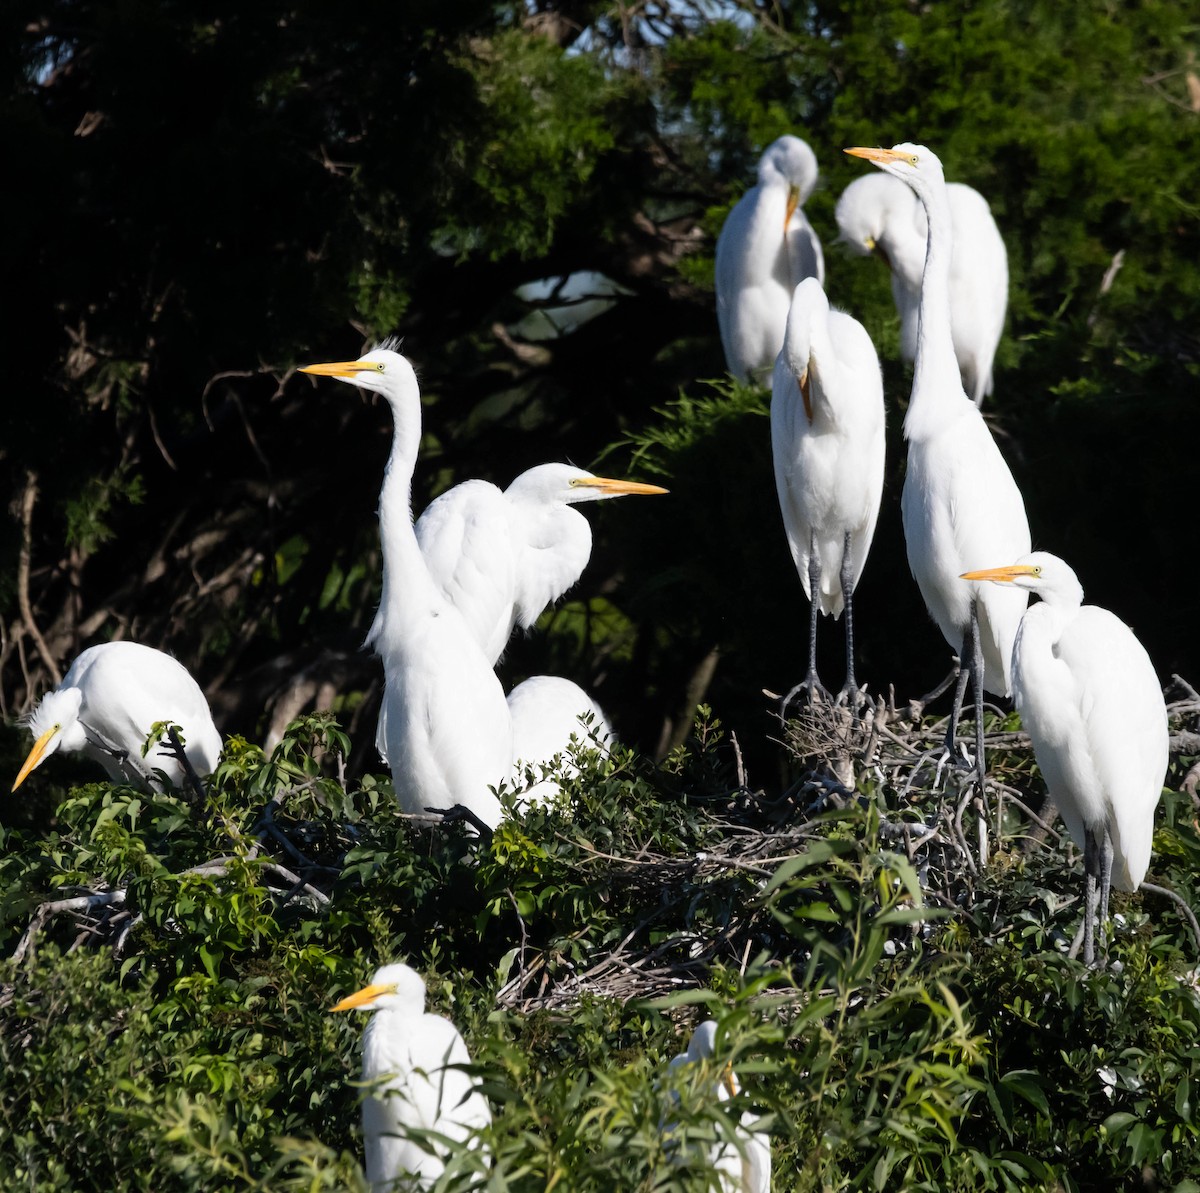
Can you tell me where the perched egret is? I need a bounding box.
[665,1020,771,1193]
[771,277,885,707]
[835,172,1008,405]
[715,135,825,383]
[331,964,492,1191]
[845,144,1031,783]
[300,344,511,829]
[403,463,668,667]
[12,641,221,792]
[961,553,1168,965]
[507,674,613,806]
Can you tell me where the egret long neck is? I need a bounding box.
[378,390,441,624]
[907,178,964,440]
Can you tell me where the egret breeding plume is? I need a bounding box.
[507,674,613,807]
[835,171,1008,405]
[715,135,825,383]
[300,344,511,830]
[331,963,492,1191]
[771,277,885,708]
[845,143,1030,785]
[12,641,222,792]
[961,553,1168,965]
[406,463,668,667]
[665,1020,771,1193]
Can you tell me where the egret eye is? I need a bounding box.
[376,363,386,372]
[1032,566,1042,576]
[908,154,919,165]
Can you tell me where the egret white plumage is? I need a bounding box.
[770,277,885,707]
[405,463,668,667]
[300,345,511,830]
[845,144,1031,785]
[665,1020,771,1193]
[507,674,613,806]
[835,171,1008,405]
[961,553,1168,965]
[715,135,825,383]
[331,963,492,1191]
[12,641,222,792]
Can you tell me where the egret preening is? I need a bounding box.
[300,345,511,830]
[845,144,1031,785]
[331,963,492,1191]
[665,1020,771,1193]
[407,463,668,667]
[961,553,1168,965]
[770,277,885,708]
[507,674,613,806]
[12,641,222,792]
[715,135,825,383]
[835,172,1008,405]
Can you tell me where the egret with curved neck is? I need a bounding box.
[845,144,1030,788]
[300,344,511,830]
[962,552,1168,965]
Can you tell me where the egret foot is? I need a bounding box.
[426,804,495,844]
[780,674,831,719]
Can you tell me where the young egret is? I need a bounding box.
[715,135,825,383]
[12,641,222,792]
[331,964,492,1191]
[507,674,613,807]
[300,344,511,829]
[665,1020,771,1193]
[846,143,1031,784]
[961,553,1168,965]
[771,277,885,708]
[835,172,1008,406]
[402,463,668,667]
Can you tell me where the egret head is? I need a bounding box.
[834,173,915,266]
[330,963,427,1015]
[12,687,84,791]
[781,277,829,419]
[844,142,945,203]
[299,340,418,405]
[687,1019,719,1061]
[961,552,1083,606]
[506,464,668,508]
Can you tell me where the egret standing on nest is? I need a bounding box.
[300,344,511,831]
[716,135,825,383]
[845,143,1030,785]
[835,171,1008,406]
[771,277,885,710]
[961,552,1168,965]
[331,963,492,1190]
[12,641,222,793]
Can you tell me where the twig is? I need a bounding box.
[17,471,61,688]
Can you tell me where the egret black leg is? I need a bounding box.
[970,601,986,788]
[781,532,828,714]
[946,628,973,759]
[839,531,859,711]
[1083,827,1102,967]
[1099,829,1114,959]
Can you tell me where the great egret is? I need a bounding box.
[961,553,1168,965]
[331,963,492,1190]
[771,277,885,707]
[845,144,1031,783]
[507,674,613,806]
[835,172,1008,405]
[665,1020,771,1193]
[300,345,511,829]
[402,463,668,667]
[12,641,222,792]
[715,135,825,383]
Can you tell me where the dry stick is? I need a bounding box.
[17,471,61,688]
[12,891,128,964]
